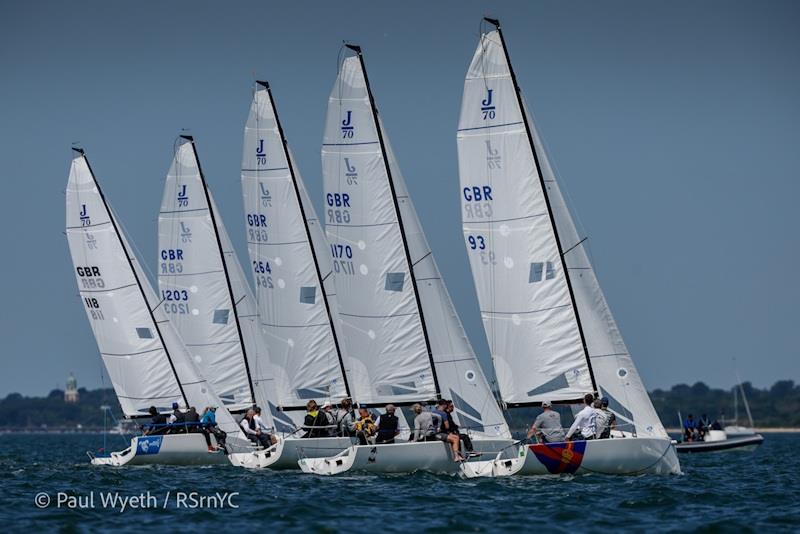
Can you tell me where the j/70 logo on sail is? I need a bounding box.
[180,222,192,243]
[79,204,91,226]
[481,89,496,120]
[341,110,354,138]
[255,139,266,165]
[486,140,501,169]
[344,158,357,185]
[259,182,272,207]
[177,185,189,207]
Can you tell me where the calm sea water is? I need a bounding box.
[2,433,798,532]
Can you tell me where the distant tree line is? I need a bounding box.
[0,381,798,430]
[0,388,123,430]
[650,380,800,428]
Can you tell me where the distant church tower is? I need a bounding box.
[65,372,79,403]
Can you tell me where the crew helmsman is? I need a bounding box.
[565,393,598,441]
[374,404,400,444]
[527,400,565,443]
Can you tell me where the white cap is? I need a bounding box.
[542,400,552,408]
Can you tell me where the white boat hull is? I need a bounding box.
[228,436,355,469]
[90,433,229,467]
[298,439,514,476]
[460,437,680,478]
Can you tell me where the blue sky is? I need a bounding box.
[1,1,797,396]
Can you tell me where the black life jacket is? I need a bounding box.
[376,413,398,439]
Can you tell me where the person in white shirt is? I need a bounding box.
[240,409,271,448]
[566,393,599,441]
[253,406,277,446]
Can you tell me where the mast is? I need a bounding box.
[483,18,597,394]
[76,147,189,408]
[345,44,441,398]
[258,81,351,398]
[182,136,257,407]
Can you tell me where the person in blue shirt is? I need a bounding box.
[200,406,227,452]
[431,400,464,462]
[683,414,697,442]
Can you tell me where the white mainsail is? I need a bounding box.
[158,137,275,425]
[323,48,510,439]
[66,149,245,438]
[457,25,666,437]
[241,82,350,425]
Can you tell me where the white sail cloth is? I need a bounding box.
[323,54,510,439]
[457,30,592,404]
[457,29,666,438]
[66,152,245,439]
[159,139,275,419]
[528,112,667,437]
[241,86,349,419]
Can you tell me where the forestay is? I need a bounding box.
[66,150,244,438]
[241,83,349,421]
[323,50,510,439]
[457,30,593,405]
[159,138,276,422]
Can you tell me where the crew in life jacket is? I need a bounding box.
[303,400,329,438]
[374,404,400,444]
[354,407,377,445]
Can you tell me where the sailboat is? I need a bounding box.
[456,19,680,477]
[725,374,759,437]
[298,45,513,476]
[65,148,250,466]
[232,81,356,468]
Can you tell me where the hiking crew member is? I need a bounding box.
[527,400,566,443]
[303,400,329,438]
[431,400,449,436]
[595,398,616,439]
[335,398,356,437]
[374,404,400,444]
[184,406,200,431]
[241,409,270,448]
[446,400,474,455]
[200,406,226,451]
[566,393,598,441]
[254,406,277,446]
[431,400,465,462]
[321,402,337,437]
[354,407,377,445]
[144,406,168,436]
[411,403,441,442]
[168,401,186,433]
